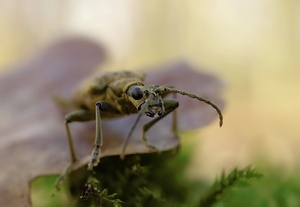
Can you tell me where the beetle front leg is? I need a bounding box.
[141,99,179,151]
[56,110,95,189]
[88,101,121,170]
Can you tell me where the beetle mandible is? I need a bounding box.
[57,70,223,184]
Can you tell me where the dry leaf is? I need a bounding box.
[0,39,224,206]
[0,38,106,207]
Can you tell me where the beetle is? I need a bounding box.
[56,70,223,187]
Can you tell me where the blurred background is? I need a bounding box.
[1,0,299,181]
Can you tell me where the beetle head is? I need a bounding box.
[127,85,165,117]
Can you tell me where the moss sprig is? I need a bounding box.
[198,165,263,207]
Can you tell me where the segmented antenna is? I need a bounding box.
[156,87,223,127]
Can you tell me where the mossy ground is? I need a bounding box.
[31,141,300,207]
[32,147,205,207]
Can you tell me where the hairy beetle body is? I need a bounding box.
[55,70,223,189]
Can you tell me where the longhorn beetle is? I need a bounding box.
[56,70,223,187]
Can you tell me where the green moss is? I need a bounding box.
[69,149,203,207]
[214,169,300,207]
[32,142,265,207]
[198,166,263,207]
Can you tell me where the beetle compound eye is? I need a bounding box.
[130,87,144,100]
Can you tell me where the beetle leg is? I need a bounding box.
[141,99,179,151]
[159,86,177,131]
[56,110,95,189]
[65,110,95,162]
[88,101,121,170]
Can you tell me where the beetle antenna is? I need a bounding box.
[156,87,223,127]
[120,94,154,159]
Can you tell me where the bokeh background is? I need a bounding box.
[1,0,299,182]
